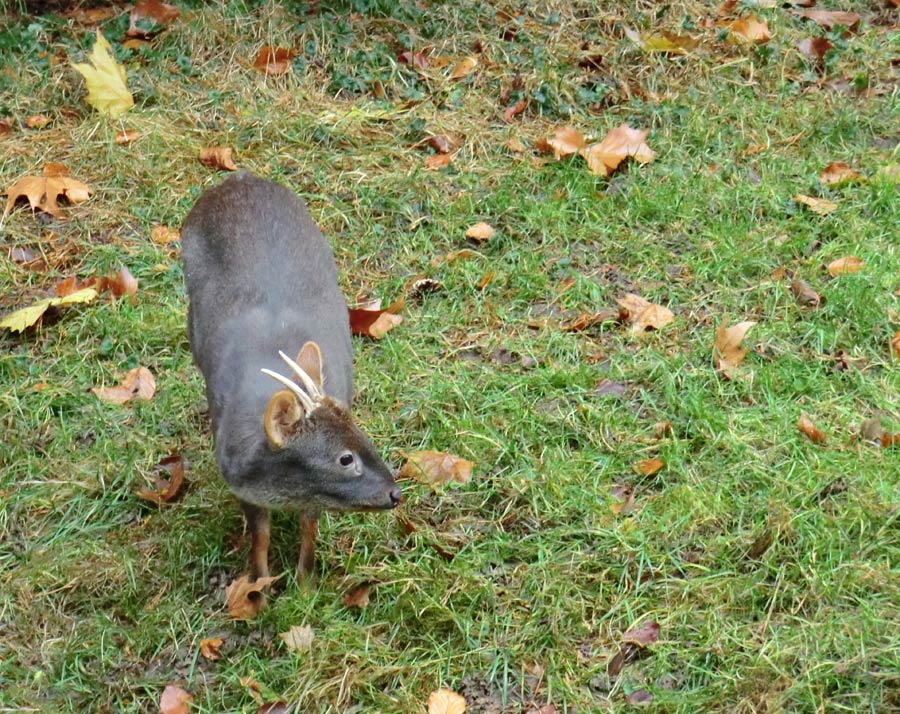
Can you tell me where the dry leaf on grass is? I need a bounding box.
[819,162,860,185]
[349,298,404,338]
[92,366,156,404]
[159,685,193,714]
[424,153,453,170]
[0,288,98,333]
[127,0,180,38]
[258,703,291,714]
[797,37,833,63]
[428,689,467,714]
[342,583,371,609]
[537,127,586,159]
[633,458,664,477]
[136,453,186,504]
[253,46,295,75]
[200,147,237,171]
[625,28,699,54]
[790,278,823,307]
[797,9,860,31]
[560,309,619,332]
[151,225,181,244]
[891,331,900,360]
[26,114,51,128]
[580,123,655,177]
[626,690,654,705]
[827,256,863,277]
[399,450,473,486]
[448,56,477,79]
[616,294,673,335]
[115,129,142,144]
[72,31,134,118]
[225,575,280,620]
[794,194,837,214]
[4,170,92,218]
[398,49,430,70]
[465,222,495,242]
[427,135,453,153]
[503,97,528,123]
[726,15,772,43]
[199,637,224,660]
[610,484,636,515]
[714,320,756,379]
[623,620,660,647]
[798,412,826,444]
[280,624,315,651]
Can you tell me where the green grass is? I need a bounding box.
[1,1,898,712]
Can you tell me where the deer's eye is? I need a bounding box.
[339,452,355,467]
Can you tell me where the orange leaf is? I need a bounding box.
[398,450,473,486]
[341,583,371,609]
[827,256,863,277]
[159,685,193,714]
[633,458,664,477]
[580,123,655,177]
[151,225,181,244]
[424,153,452,170]
[25,114,51,129]
[225,575,280,620]
[798,412,826,444]
[115,129,143,144]
[199,147,237,171]
[819,161,860,186]
[798,37,833,63]
[127,0,180,38]
[3,171,92,218]
[465,222,495,242]
[348,298,403,338]
[794,194,837,215]
[537,126,586,160]
[253,46,295,75]
[136,454,186,505]
[448,56,478,80]
[891,331,900,360]
[616,293,673,335]
[199,637,224,660]
[726,15,772,44]
[92,366,156,404]
[503,97,528,123]
[427,689,467,714]
[714,320,756,379]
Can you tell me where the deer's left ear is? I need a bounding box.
[296,341,323,389]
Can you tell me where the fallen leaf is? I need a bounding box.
[348,298,403,338]
[714,320,756,379]
[891,331,900,360]
[159,685,193,714]
[342,583,371,609]
[115,129,142,144]
[279,624,315,652]
[122,37,152,50]
[199,147,237,171]
[580,124,655,177]
[26,114,51,128]
[790,278,823,307]
[151,225,181,244]
[882,433,900,448]
[797,9,861,31]
[431,249,476,267]
[595,379,629,398]
[127,0,180,38]
[9,247,36,264]
[794,194,837,214]
[399,450,473,486]
[609,484,636,515]
[503,97,528,123]
[623,620,660,647]
[827,256,863,277]
[560,309,619,332]
[797,37,833,63]
[726,15,772,44]
[107,265,138,298]
[258,703,291,714]
[428,135,452,153]
[424,153,453,170]
[136,453,185,504]
[819,161,860,185]
[625,689,653,705]
[537,126,586,160]
[798,412,826,444]
[0,118,12,135]
[428,689,466,714]
[626,28,699,54]
[199,636,224,660]
[360,312,401,339]
[616,294,673,335]
[654,421,673,438]
[0,288,98,333]
[465,222,495,242]
[225,575,280,620]
[253,46,295,75]
[448,56,478,80]
[72,31,134,119]
[633,458,663,477]
[398,49,430,70]
[4,171,93,218]
[92,365,156,404]
[476,270,496,290]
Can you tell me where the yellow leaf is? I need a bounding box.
[428,689,466,714]
[727,15,772,44]
[72,31,134,119]
[794,194,837,215]
[448,56,478,80]
[827,256,863,277]
[0,288,98,333]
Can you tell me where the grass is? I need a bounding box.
[1,0,899,711]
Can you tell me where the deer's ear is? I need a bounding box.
[264,390,304,448]
[297,341,323,389]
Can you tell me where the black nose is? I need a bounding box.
[389,487,402,507]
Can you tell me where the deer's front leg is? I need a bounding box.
[241,501,270,581]
[297,512,319,581]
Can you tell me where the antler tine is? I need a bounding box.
[278,350,324,401]
[260,368,316,413]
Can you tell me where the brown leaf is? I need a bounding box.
[633,458,663,477]
[794,194,837,215]
[115,129,143,144]
[159,685,193,714]
[819,161,860,186]
[623,620,660,647]
[4,172,93,218]
[609,484,636,515]
[448,56,478,79]
[465,222,495,242]
[827,256,863,277]
[0,118,12,136]
[714,320,756,379]
[342,583,371,609]
[136,453,186,504]
[428,135,452,153]
[253,46,295,75]
[199,147,237,171]
[279,624,314,651]
[891,331,900,360]
[26,114,51,129]
[616,294,673,335]
[537,126,586,160]
[258,703,291,714]
[503,97,528,123]
[797,9,860,31]
[427,689,466,714]
[726,15,772,44]
[92,366,156,404]
[560,309,619,332]
[882,432,900,448]
[797,37,833,63]
[798,412,826,444]
[654,421,672,439]
[398,450,473,486]
[398,50,430,70]
[108,265,138,298]
[476,270,496,290]
[225,575,280,620]
[151,225,181,244]
[431,249,476,267]
[199,637,224,660]
[625,689,653,705]
[127,0,180,38]
[580,124,655,177]
[595,379,629,398]
[425,153,453,170]
[349,298,403,338]
[790,278,822,307]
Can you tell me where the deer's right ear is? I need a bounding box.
[264,390,304,448]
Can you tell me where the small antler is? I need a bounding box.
[261,350,325,413]
[277,350,324,400]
